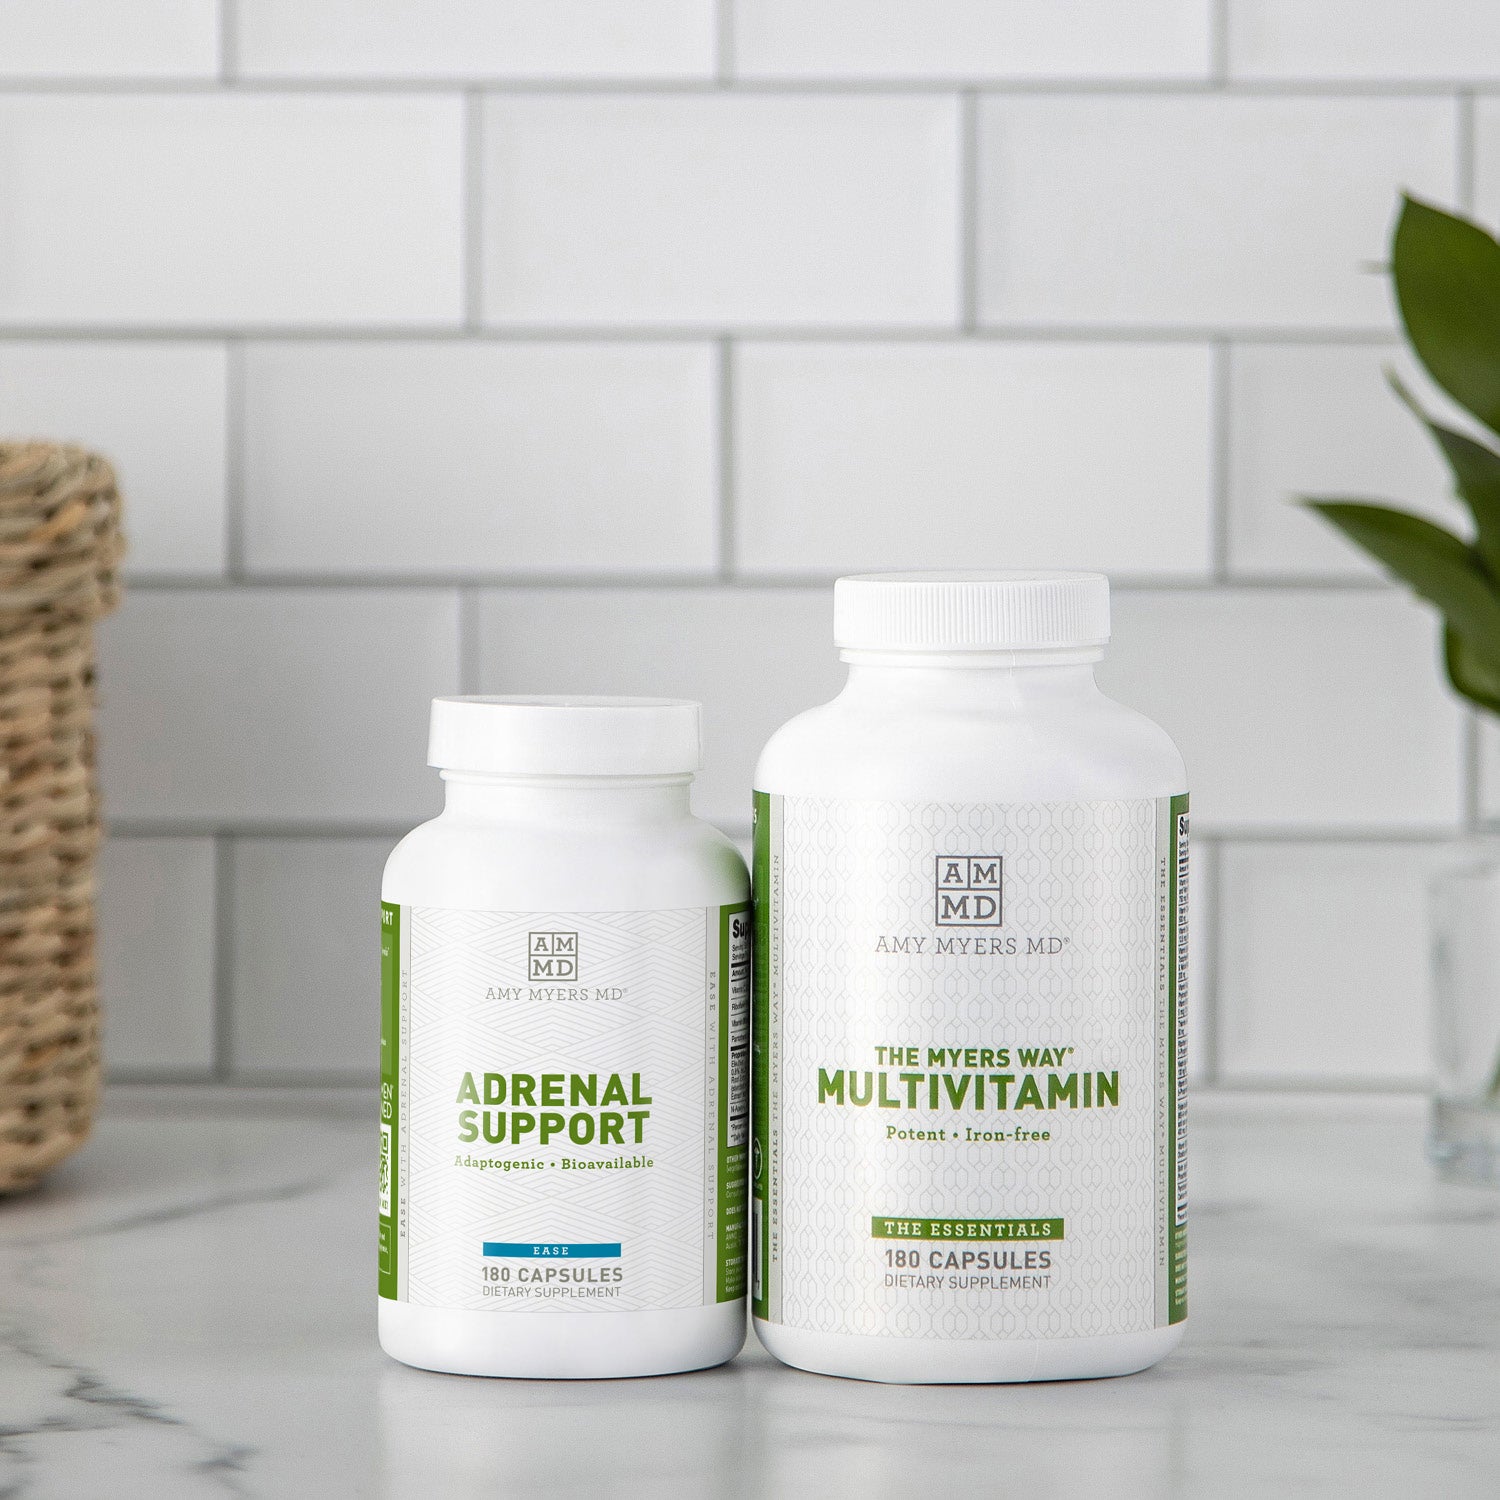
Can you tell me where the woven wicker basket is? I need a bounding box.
[0,444,123,1192]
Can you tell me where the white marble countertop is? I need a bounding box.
[1,1092,1497,1499]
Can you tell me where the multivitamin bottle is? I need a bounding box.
[752,572,1187,1384]
[379,696,750,1378]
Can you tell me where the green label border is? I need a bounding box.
[1168,793,1188,1325]
[378,901,400,1300]
[751,790,771,1321]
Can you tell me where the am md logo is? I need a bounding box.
[528,931,579,980]
[934,856,1003,927]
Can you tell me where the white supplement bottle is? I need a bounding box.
[752,572,1187,1384]
[379,696,751,1378]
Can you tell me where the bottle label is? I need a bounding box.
[752,793,1188,1340]
[380,902,750,1312]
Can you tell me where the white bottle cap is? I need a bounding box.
[833,570,1111,653]
[428,696,702,777]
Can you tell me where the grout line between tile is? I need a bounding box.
[223,338,246,579]
[0,77,1491,97]
[1210,337,1232,581]
[212,835,235,1082]
[1464,710,1483,829]
[717,338,736,579]
[106,1067,220,1088]
[111,820,411,840]
[217,0,237,81]
[1196,827,1459,845]
[1209,0,1230,86]
[215,1069,380,1090]
[1457,91,1477,213]
[959,90,979,332]
[463,90,484,330]
[110,571,1406,593]
[0,324,1407,345]
[1207,1076,1428,1096]
[102,1081,373,1113]
[458,587,479,693]
[715,0,735,84]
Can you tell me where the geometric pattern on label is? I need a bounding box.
[774,798,1165,1340]
[402,906,713,1313]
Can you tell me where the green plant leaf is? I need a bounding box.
[1445,625,1500,717]
[1303,500,1500,653]
[1393,195,1500,440]
[1388,370,1500,580]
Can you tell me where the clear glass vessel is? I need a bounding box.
[1430,853,1500,1185]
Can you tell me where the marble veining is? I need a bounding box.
[0,1094,1496,1498]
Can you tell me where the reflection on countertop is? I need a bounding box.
[0,1091,1497,1498]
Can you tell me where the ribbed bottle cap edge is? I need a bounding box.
[834,571,1110,652]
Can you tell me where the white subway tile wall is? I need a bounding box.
[1103,590,1465,830]
[241,342,718,576]
[0,0,218,79]
[1216,842,1445,1084]
[480,95,961,327]
[2,2,1484,1089]
[0,96,464,327]
[97,838,217,1077]
[733,0,1213,81]
[976,96,1457,329]
[96,590,457,823]
[236,0,716,81]
[1474,100,1500,225]
[1476,720,1500,822]
[227,838,392,1080]
[1225,344,1459,579]
[733,342,1214,576]
[1227,1,1500,82]
[0,342,229,576]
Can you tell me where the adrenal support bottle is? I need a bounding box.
[752,573,1188,1384]
[379,696,750,1378]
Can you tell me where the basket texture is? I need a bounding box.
[0,444,123,1192]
